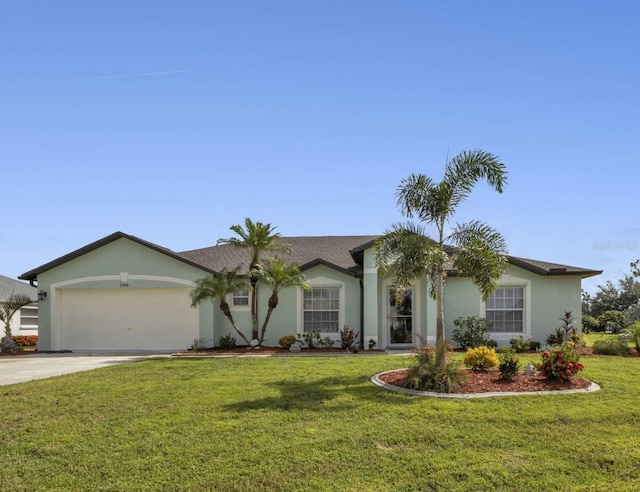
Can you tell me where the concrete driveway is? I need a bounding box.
[0,352,171,386]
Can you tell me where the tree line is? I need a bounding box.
[582,260,640,333]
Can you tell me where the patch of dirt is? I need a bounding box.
[0,350,38,357]
[378,368,593,393]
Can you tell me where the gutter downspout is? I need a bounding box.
[359,278,364,350]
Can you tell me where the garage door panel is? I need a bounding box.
[61,288,198,351]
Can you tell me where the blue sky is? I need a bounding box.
[2,1,638,294]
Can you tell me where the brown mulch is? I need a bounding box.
[177,347,385,356]
[378,368,593,394]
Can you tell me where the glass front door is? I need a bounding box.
[388,287,413,346]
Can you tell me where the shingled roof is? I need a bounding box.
[178,236,380,277]
[0,274,36,301]
[19,232,602,281]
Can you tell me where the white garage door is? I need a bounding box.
[60,288,198,351]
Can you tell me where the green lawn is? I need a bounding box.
[2,354,640,491]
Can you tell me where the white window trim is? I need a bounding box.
[480,275,531,342]
[297,277,345,335]
[20,303,39,330]
[229,288,250,312]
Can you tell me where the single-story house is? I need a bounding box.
[19,231,602,352]
[0,274,38,336]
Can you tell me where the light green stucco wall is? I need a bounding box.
[444,264,583,345]
[36,238,214,350]
[212,264,362,348]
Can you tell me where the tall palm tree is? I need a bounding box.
[190,269,251,346]
[375,149,509,367]
[252,258,310,345]
[217,218,292,341]
[0,292,35,352]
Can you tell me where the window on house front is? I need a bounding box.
[232,288,250,307]
[20,303,38,330]
[303,287,339,332]
[485,287,524,333]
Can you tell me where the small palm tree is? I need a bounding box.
[217,218,292,341]
[190,269,251,346]
[375,149,509,367]
[252,258,310,345]
[0,293,35,352]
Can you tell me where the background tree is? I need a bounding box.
[583,261,640,327]
[217,218,292,341]
[0,293,35,352]
[375,149,508,367]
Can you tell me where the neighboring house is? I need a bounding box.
[19,231,602,352]
[0,274,38,337]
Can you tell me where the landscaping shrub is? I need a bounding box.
[11,335,38,347]
[218,334,237,349]
[529,340,541,351]
[278,335,297,349]
[403,343,466,393]
[545,328,565,347]
[510,336,533,353]
[452,316,493,349]
[536,344,583,380]
[297,331,334,349]
[592,337,631,356]
[339,325,359,349]
[498,347,520,381]
[623,322,640,352]
[463,346,498,371]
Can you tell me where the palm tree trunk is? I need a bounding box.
[224,314,252,346]
[258,294,279,346]
[258,308,274,346]
[219,300,251,345]
[435,268,446,368]
[251,284,259,340]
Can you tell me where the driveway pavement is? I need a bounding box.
[0,352,171,386]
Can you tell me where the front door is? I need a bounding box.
[388,287,413,346]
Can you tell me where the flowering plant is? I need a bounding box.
[537,343,584,381]
[339,325,359,349]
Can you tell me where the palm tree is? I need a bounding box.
[0,292,35,352]
[375,149,509,367]
[217,218,292,341]
[190,269,251,346]
[252,258,310,345]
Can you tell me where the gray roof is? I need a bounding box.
[0,274,37,301]
[178,236,380,276]
[19,231,602,281]
[508,256,601,277]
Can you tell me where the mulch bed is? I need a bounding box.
[176,347,386,356]
[378,368,593,394]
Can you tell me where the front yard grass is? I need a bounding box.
[2,354,640,491]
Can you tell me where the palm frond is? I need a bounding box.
[375,223,442,292]
[0,293,34,323]
[217,217,292,269]
[443,149,508,211]
[448,220,509,300]
[190,269,247,307]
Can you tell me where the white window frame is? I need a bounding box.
[231,288,250,310]
[297,277,345,335]
[19,303,38,330]
[484,287,525,333]
[480,275,531,342]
